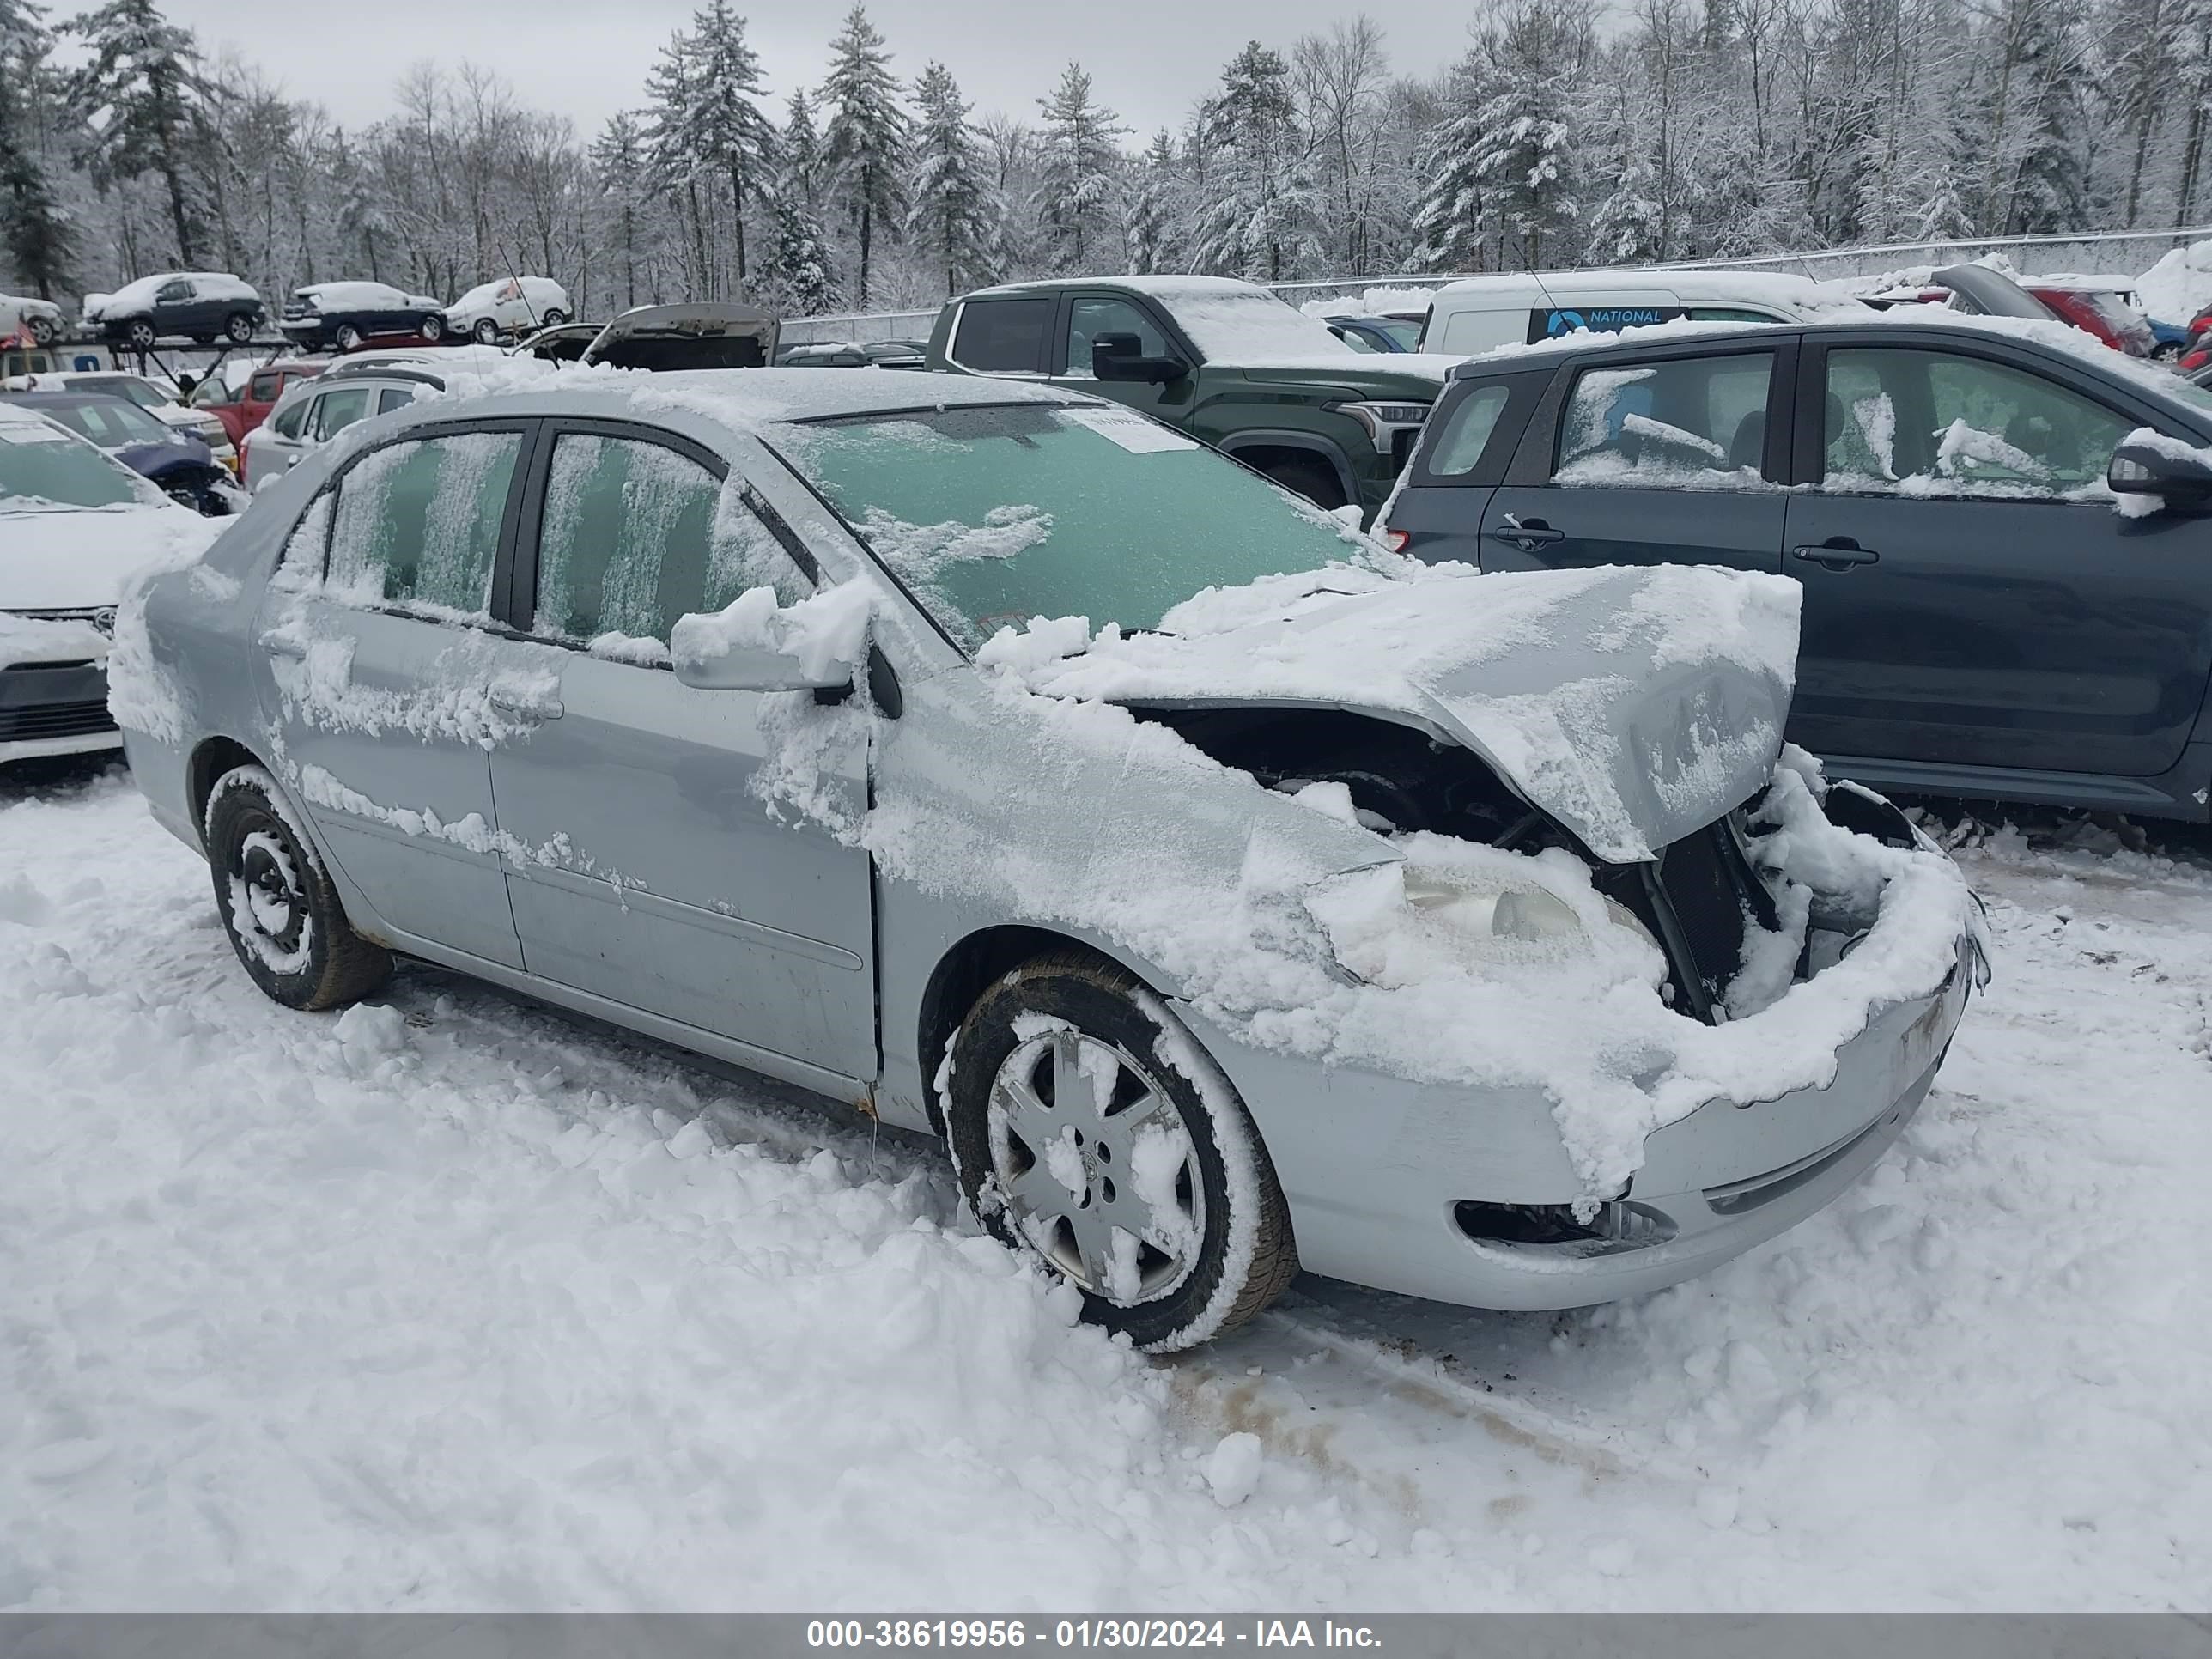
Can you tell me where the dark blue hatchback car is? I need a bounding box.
[1382,315,2212,823]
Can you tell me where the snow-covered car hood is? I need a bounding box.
[993,562,1802,864]
[1,502,222,610]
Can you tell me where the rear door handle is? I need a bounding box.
[1792,541,1880,570]
[257,630,307,659]
[1488,518,1564,549]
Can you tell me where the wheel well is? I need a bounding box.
[186,736,262,846]
[1229,443,1349,507]
[915,925,1126,1137]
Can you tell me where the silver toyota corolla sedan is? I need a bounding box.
[114,368,1984,1351]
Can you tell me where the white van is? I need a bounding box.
[1417,269,1866,356]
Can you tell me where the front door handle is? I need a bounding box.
[1792,539,1881,570]
[1488,514,1565,550]
[257,630,307,659]
[489,689,563,720]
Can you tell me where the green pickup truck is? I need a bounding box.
[924,275,1453,517]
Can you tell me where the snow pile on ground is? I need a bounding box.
[2136,239,2212,321]
[1,773,2207,1610]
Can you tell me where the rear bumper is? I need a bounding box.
[1191,932,1975,1312]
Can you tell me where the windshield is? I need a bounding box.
[35,398,171,447]
[75,375,167,410]
[775,403,1368,652]
[0,422,158,509]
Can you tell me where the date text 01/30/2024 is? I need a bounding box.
[805,1620,1383,1649]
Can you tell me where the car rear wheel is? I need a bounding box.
[1259,455,1347,511]
[472,317,500,344]
[419,313,445,341]
[944,952,1298,1352]
[27,315,56,345]
[125,319,155,350]
[224,312,255,343]
[542,307,568,326]
[206,764,392,1011]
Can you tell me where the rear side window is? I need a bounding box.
[1434,308,1528,356]
[378,386,416,415]
[267,397,308,440]
[1554,352,1774,488]
[248,372,283,403]
[328,430,522,614]
[314,385,374,441]
[531,434,810,650]
[951,298,1054,373]
[1422,384,1513,477]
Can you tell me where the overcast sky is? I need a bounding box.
[159,0,1482,139]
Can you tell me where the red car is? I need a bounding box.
[183,356,325,449]
[1869,276,2156,358]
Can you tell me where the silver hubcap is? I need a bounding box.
[988,1029,1205,1305]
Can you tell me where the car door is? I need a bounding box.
[149,278,194,336]
[1477,341,1792,576]
[482,419,878,1081]
[1044,292,1188,424]
[252,421,538,967]
[1784,337,2212,779]
[247,390,315,487]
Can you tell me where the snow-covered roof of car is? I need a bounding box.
[93,271,258,310]
[1425,267,1864,313]
[1449,306,2212,407]
[294,281,431,307]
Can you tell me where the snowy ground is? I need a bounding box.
[3,761,2208,1613]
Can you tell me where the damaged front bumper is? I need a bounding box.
[1185,787,1984,1314]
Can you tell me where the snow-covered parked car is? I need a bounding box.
[280,281,449,350]
[1,402,224,764]
[444,276,570,344]
[112,369,1983,1350]
[2,289,64,345]
[82,272,266,349]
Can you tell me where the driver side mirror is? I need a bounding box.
[1092,331,1188,385]
[2108,437,2212,511]
[670,586,869,695]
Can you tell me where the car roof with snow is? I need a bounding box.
[1425,267,1863,309]
[1445,305,2212,406]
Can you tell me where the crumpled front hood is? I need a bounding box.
[1001,563,1802,864]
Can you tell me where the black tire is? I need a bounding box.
[472,317,500,344]
[419,312,445,341]
[541,307,568,326]
[205,764,391,1011]
[27,315,56,345]
[1260,455,1348,511]
[189,334,214,346]
[944,951,1297,1352]
[125,319,155,350]
[333,323,362,351]
[224,312,255,343]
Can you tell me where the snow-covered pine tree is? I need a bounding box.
[820,3,908,307]
[766,188,837,313]
[64,0,207,265]
[644,27,713,296]
[591,112,649,310]
[683,0,775,284]
[782,88,823,215]
[1469,3,1589,269]
[906,62,997,297]
[0,0,72,296]
[1033,62,1125,273]
[1191,42,1315,282]
[1123,129,1182,274]
[1408,48,1496,273]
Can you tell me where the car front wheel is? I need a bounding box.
[27,314,56,345]
[419,312,445,341]
[224,312,255,343]
[125,319,155,349]
[473,317,499,344]
[945,952,1297,1351]
[206,764,392,1010]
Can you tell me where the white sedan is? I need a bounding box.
[0,403,223,765]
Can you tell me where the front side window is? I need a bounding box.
[1553,352,1774,488]
[327,430,522,614]
[532,433,808,649]
[1823,348,2136,500]
[155,281,192,304]
[951,298,1054,373]
[776,402,1365,653]
[314,385,375,441]
[1061,297,1170,376]
[191,378,235,408]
